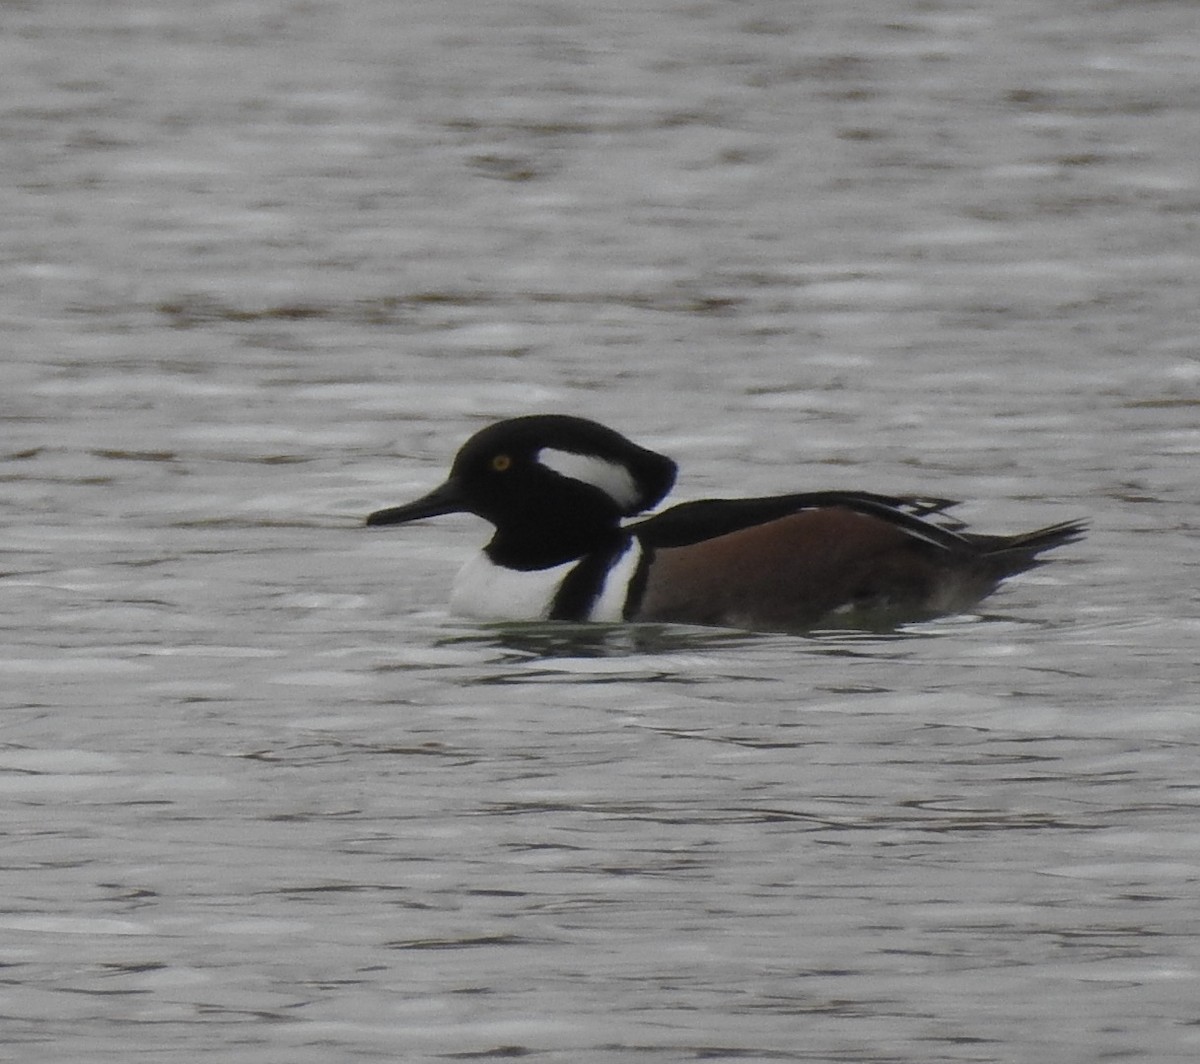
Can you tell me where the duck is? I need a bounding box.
[366,414,1086,632]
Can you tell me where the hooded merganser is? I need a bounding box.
[366,415,1086,632]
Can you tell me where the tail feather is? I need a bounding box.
[968,518,1088,576]
[991,517,1087,554]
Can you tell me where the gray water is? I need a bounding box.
[3,1,1199,1061]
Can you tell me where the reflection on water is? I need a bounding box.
[438,619,771,660]
[5,0,1200,1061]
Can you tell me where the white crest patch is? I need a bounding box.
[537,447,641,511]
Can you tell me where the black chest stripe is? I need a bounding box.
[548,535,632,621]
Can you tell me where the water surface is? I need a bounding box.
[3,1,1199,1061]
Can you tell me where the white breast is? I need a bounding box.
[450,553,574,621]
[449,541,644,623]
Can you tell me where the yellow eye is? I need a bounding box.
[490,453,512,472]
